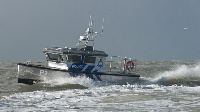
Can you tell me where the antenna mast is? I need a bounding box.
[76,16,104,50]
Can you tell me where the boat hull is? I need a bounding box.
[18,63,140,85]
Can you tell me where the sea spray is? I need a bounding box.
[150,63,200,86]
[2,61,200,111]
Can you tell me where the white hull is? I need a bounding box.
[18,63,139,85]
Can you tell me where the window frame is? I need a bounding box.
[66,55,82,63]
[84,56,96,64]
[46,53,64,62]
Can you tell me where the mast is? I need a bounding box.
[76,16,104,50]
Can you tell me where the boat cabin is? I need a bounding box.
[43,45,108,72]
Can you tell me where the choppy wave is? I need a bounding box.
[149,63,200,86]
[43,76,95,87]
[1,61,200,111]
[1,84,200,111]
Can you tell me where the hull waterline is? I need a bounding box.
[18,63,140,85]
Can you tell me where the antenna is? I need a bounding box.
[90,15,93,27]
[94,17,104,38]
[76,16,104,50]
[102,18,104,33]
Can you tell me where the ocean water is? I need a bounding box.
[1,61,200,111]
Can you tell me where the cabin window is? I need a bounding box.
[84,56,96,64]
[67,55,81,63]
[47,53,59,60]
[47,53,63,61]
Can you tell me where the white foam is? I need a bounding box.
[2,62,200,111]
[1,84,200,111]
[151,63,200,84]
[43,75,95,88]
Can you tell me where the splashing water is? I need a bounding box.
[29,62,200,87]
[1,61,200,111]
[43,75,96,88]
[151,63,200,86]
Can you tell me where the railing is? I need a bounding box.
[105,56,137,74]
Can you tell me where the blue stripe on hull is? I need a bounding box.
[95,74,102,81]
[69,65,102,81]
[69,73,83,77]
[85,65,95,72]
[68,63,86,71]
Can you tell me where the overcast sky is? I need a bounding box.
[0,0,200,61]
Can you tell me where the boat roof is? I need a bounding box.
[43,45,108,57]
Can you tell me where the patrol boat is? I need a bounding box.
[18,17,140,85]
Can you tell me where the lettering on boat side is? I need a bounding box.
[40,70,47,75]
[71,65,84,69]
[69,63,87,71]
[24,70,34,74]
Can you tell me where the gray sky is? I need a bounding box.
[0,0,200,61]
